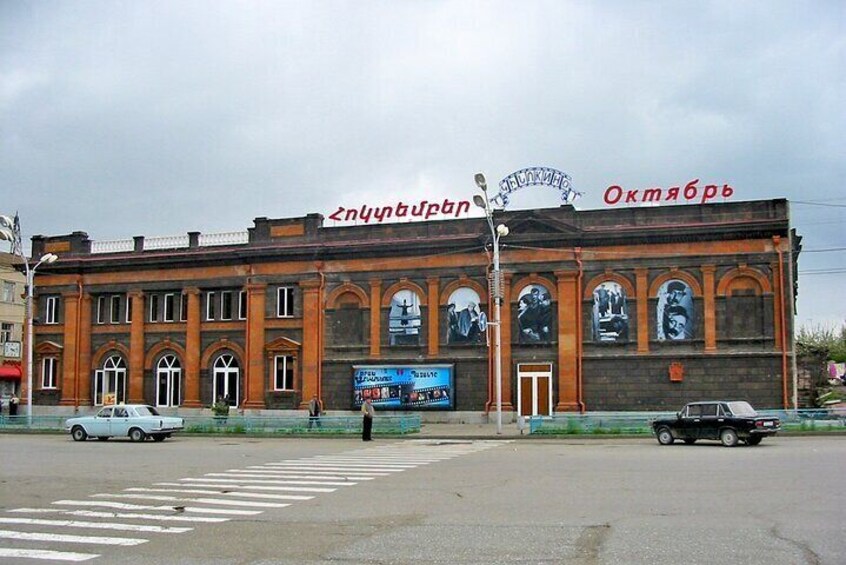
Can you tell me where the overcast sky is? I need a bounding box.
[1,1,844,328]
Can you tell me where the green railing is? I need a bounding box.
[528,407,846,435]
[0,414,422,436]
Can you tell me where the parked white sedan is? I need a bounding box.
[65,404,184,442]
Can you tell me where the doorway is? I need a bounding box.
[517,363,552,417]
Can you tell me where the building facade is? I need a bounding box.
[25,200,800,417]
[0,252,25,398]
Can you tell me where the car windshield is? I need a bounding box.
[726,401,757,416]
[134,405,160,416]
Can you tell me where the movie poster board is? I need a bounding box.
[352,365,454,410]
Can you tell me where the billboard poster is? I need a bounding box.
[353,365,454,410]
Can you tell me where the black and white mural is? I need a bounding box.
[446,288,483,344]
[592,281,629,342]
[656,279,694,341]
[517,284,552,343]
[388,289,421,345]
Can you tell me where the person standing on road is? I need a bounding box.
[9,394,18,417]
[361,398,374,441]
[308,394,323,430]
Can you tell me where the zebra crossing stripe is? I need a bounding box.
[257,465,405,473]
[50,500,262,516]
[0,517,191,534]
[266,463,411,470]
[193,477,354,486]
[0,529,147,546]
[90,493,291,508]
[0,548,99,562]
[212,471,389,479]
[122,487,317,499]
[10,508,229,524]
[51,500,261,516]
[157,481,353,491]
[240,470,376,480]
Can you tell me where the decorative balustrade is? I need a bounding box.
[144,234,190,250]
[90,239,134,254]
[198,231,249,247]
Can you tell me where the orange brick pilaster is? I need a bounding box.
[427,277,439,357]
[636,268,649,354]
[555,271,579,412]
[128,291,145,403]
[183,288,202,407]
[77,293,92,405]
[59,290,80,405]
[369,280,381,358]
[702,265,717,352]
[243,282,267,408]
[501,273,514,410]
[299,279,321,408]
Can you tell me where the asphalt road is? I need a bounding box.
[1,434,844,564]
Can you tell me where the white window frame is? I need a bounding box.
[206,292,216,321]
[45,296,59,324]
[273,355,295,391]
[163,293,175,323]
[126,297,132,323]
[149,294,160,322]
[220,291,232,321]
[213,354,239,405]
[96,296,107,324]
[156,355,182,407]
[42,357,58,389]
[2,281,15,303]
[277,287,294,318]
[1,322,12,343]
[238,290,247,320]
[180,293,188,322]
[110,295,121,324]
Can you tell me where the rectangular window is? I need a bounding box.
[149,294,160,322]
[1,281,15,303]
[274,355,295,390]
[126,297,132,323]
[45,296,59,324]
[180,293,188,322]
[206,292,216,320]
[96,296,107,324]
[277,287,294,318]
[0,322,11,343]
[221,291,233,320]
[163,293,175,322]
[110,295,121,324]
[42,357,58,389]
[238,291,247,320]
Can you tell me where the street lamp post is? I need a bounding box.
[473,173,508,435]
[0,214,58,426]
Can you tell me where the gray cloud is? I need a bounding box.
[1,0,843,326]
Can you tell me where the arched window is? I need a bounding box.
[156,355,182,407]
[388,290,421,346]
[592,281,629,342]
[213,354,240,406]
[94,355,127,406]
[656,279,695,341]
[446,288,483,344]
[517,284,553,343]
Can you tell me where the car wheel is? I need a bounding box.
[129,428,146,442]
[71,426,88,442]
[720,428,739,447]
[656,427,674,445]
[96,436,109,441]
[683,438,696,445]
[152,434,166,442]
[746,436,762,446]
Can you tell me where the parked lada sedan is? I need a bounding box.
[65,404,184,442]
[652,401,780,447]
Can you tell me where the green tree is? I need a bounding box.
[797,323,846,362]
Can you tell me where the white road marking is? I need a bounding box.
[0,529,147,546]
[122,487,316,499]
[10,508,229,523]
[0,548,99,562]
[158,480,354,491]
[50,500,261,515]
[195,477,354,486]
[265,462,411,470]
[0,517,191,534]
[90,493,291,508]
[215,471,389,479]
[257,465,405,473]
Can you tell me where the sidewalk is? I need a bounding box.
[414,421,526,439]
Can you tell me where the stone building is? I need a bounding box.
[25,199,800,418]
[0,252,25,399]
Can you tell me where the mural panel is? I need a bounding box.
[388,289,421,345]
[517,284,552,343]
[446,288,483,344]
[656,279,695,340]
[592,281,629,342]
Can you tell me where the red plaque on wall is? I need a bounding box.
[669,362,684,382]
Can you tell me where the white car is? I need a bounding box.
[65,404,184,442]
